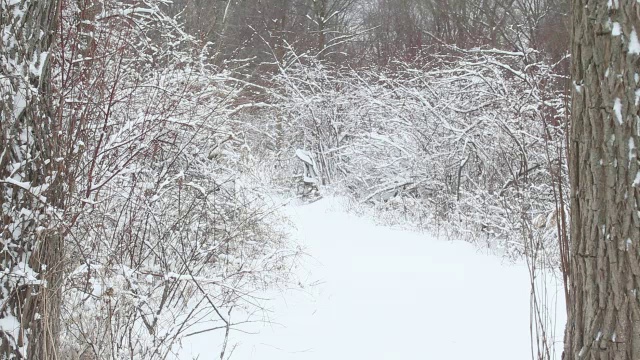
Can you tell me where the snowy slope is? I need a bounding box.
[180,197,565,360]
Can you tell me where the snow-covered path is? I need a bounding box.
[183,197,564,359]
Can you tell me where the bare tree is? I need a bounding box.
[564,0,640,359]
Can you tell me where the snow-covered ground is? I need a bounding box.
[180,197,565,360]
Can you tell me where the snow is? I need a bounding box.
[629,29,640,55]
[0,315,20,342]
[179,197,565,360]
[614,97,623,124]
[295,149,314,165]
[13,89,26,118]
[29,51,48,77]
[165,272,222,284]
[0,314,24,356]
[573,81,582,93]
[612,22,621,36]
[296,149,320,183]
[0,177,48,202]
[370,132,410,157]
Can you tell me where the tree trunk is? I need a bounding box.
[0,0,62,358]
[565,1,640,359]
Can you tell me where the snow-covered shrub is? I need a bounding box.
[240,48,569,262]
[54,1,299,358]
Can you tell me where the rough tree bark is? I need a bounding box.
[0,0,63,358]
[566,0,640,359]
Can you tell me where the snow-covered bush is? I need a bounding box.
[239,48,569,262]
[53,1,299,358]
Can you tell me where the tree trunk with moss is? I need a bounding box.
[565,0,640,359]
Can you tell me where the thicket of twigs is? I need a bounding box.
[2,0,569,358]
[234,48,570,359]
[52,1,300,358]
